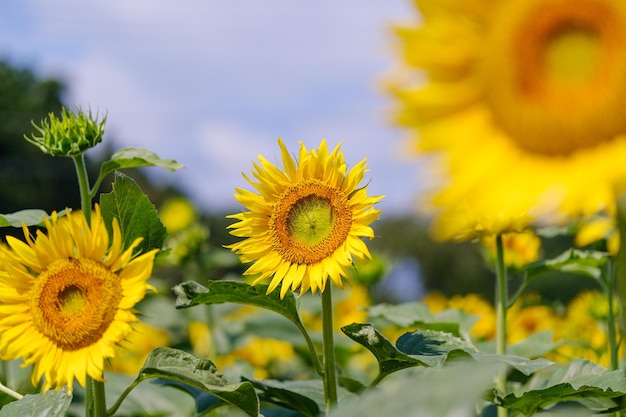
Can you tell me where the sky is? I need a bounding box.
[0,0,425,216]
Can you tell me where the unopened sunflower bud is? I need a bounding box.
[25,107,106,156]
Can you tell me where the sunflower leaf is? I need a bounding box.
[243,378,325,417]
[498,359,626,415]
[99,171,166,254]
[0,387,72,417]
[173,280,306,332]
[525,248,608,282]
[134,347,260,417]
[0,209,67,228]
[341,323,429,380]
[99,147,183,179]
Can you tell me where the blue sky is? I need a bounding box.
[0,0,425,215]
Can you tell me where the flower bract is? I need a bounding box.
[389,0,626,239]
[227,138,382,298]
[0,205,158,393]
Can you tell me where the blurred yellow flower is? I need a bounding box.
[507,301,561,344]
[482,231,542,269]
[188,321,214,358]
[389,0,626,240]
[551,290,618,366]
[220,336,297,380]
[448,294,496,341]
[227,138,382,297]
[160,197,197,234]
[108,322,170,375]
[575,215,620,255]
[334,285,371,330]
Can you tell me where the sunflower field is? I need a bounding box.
[3,1,626,416]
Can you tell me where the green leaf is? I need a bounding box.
[526,248,608,282]
[367,302,478,338]
[396,329,552,376]
[244,378,324,417]
[341,323,428,380]
[99,147,183,178]
[0,209,66,228]
[330,362,503,417]
[174,280,306,334]
[99,171,166,253]
[134,347,259,417]
[0,388,72,417]
[499,359,626,415]
[476,330,557,359]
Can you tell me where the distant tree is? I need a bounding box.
[0,59,81,213]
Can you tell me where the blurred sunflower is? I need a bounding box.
[227,138,382,298]
[389,0,626,239]
[0,206,158,393]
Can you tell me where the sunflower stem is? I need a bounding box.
[86,377,107,417]
[495,234,508,417]
[0,381,22,400]
[72,153,92,224]
[321,287,338,415]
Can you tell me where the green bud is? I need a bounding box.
[25,107,106,156]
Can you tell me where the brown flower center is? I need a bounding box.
[270,180,353,264]
[31,258,122,351]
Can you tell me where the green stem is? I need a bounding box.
[86,378,107,417]
[605,259,620,371]
[72,154,92,222]
[321,287,338,415]
[495,234,508,417]
[0,381,22,400]
[72,153,108,416]
[106,378,142,416]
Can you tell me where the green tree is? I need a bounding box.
[0,60,80,214]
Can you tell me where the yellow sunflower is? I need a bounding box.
[0,205,158,393]
[389,0,626,240]
[227,138,382,298]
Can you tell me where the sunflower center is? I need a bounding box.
[270,179,353,264]
[485,0,626,155]
[31,258,122,351]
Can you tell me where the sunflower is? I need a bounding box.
[0,205,158,393]
[227,138,382,298]
[389,0,626,240]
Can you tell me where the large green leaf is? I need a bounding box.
[131,347,260,417]
[397,329,552,376]
[99,171,166,254]
[244,378,324,417]
[343,324,552,385]
[526,248,608,282]
[330,362,503,417]
[341,323,429,381]
[174,280,307,337]
[499,359,626,416]
[0,388,71,417]
[99,147,183,178]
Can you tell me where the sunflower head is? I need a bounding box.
[0,205,158,393]
[389,0,626,239]
[25,107,106,156]
[227,138,382,298]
